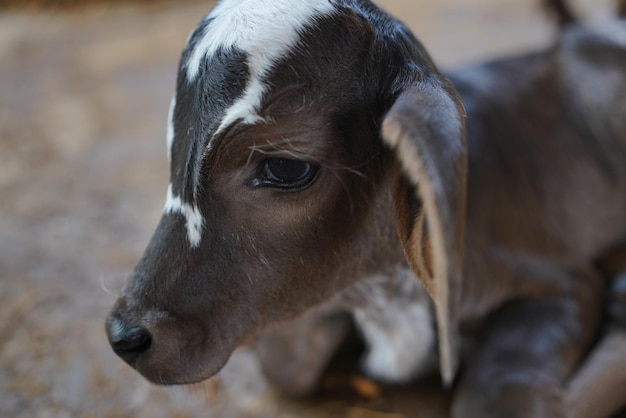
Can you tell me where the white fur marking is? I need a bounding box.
[166,96,176,163]
[185,0,335,141]
[591,20,626,48]
[354,302,435,383]
[164,184,204,248]
[336,268,437,383]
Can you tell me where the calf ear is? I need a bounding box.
[381,76,467,386]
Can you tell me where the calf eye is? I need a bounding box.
[251,158,319,190]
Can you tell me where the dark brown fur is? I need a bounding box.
[106,1,626,416]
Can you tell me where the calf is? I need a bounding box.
[106,0,626,416]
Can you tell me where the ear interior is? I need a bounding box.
[393,177,435,287]
[382,79,467,386]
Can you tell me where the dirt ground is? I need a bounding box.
[0,0,605,416]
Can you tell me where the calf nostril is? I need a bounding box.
[106,316,152,365]
[112,326,152,356]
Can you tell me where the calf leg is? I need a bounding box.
[453,271,603,418]
[566,329,626,418]
[564,266,626,418]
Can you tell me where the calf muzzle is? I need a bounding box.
[105,315,153,366]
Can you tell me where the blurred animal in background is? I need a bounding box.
[105,0,626,416]
[544,0,577,26]
[544,0,626,25]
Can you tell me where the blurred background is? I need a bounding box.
[0,0,619,417]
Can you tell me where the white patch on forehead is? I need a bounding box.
[166,96,176,163]
[164,184,204,248]
[186,0,336,139]
[186,0,335,81]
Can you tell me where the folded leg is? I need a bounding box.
[453,270,603,418]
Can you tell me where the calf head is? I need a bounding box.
[106,0,467,386]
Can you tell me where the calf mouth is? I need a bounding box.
[105,302,238,385]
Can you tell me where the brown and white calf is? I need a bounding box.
[106,0,626,416]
